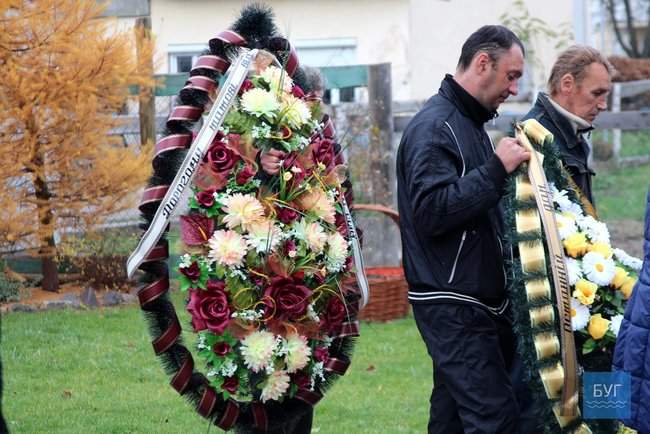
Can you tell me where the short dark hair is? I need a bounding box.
[457,25,524,71]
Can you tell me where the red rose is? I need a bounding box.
[292,371,311,389]
[314,346,329,363]
[205,139,240,176]
[239,79,254,95]
[276,205,299,224]
[334,212,348,236]
[264,276,312,321]
[311,138,336,173]
[213,342,231,356]
[291,85,305,99]
[187,280,230,334]
[222,376,239,394]
[322,296,346,333]
[196,188,216,207]
[180,261,201,281]
[236,164,256,185]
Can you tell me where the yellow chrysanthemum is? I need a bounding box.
[241,88,279,117]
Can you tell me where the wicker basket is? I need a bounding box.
[351,204,410,322]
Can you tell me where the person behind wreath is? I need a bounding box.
[523,45,613,209]
[396,25,537,434]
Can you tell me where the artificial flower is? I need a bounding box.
[609,314,624,337]
[280,93,311,129]
[208,230,248,267]
[246,219,282,253]
[240,330,277,372]
[261,65,293,93]
[563,232,588,258]
[573,278,597,305]
[260,370,291,403]
[570,298,590,331]
[285,334,311,373]
[241,88,279,118]
[611,266,629,289]
[582,251,616,286]
[555,213,578,240]
[564,257,583,286]
[620,277,637,299]
[588,314,610,340]
[187,280,230,334]
[222,193,265,230]
[293,218,328,253]
[587,242,613,259]
[296,188,336,224]
[326,232,349,272]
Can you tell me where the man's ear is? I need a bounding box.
[474,52,491,74]
[559,73,575,95]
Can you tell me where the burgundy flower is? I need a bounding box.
[239,79,255,95]
[344,255,354,272]
[236,164,256,185]
[311,138,336,173]
[314,346,329,363]
[276,205,299,225]
[196,188,216,208]
[291,85,305,99]
[222,376,239,394]
[334,212,348,236]
[322,296,346,333]
[205,139,240,177]
[283,239,297,257]
[180,261,201,281]
[213,342,231,356]
[292,371,311,389]
[187,280,230,334]
[264,276,312,321]
[180,213,214,246]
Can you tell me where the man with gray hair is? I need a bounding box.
[523,45,613,207]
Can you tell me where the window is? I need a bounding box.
[168,44,207,73]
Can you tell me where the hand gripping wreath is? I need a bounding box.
[126,5,367,431]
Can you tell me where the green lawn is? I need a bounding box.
[1,294,430,434]
[592,130,650,158]
[592,162,650,221]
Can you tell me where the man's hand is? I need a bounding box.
[260,148,287,175]
[495,137,530,173]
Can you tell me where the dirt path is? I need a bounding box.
[607,219,645,260]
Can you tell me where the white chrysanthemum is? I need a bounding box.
[582,251,616,286]
[326,232,349,272]
[555,213,578,240]
[260,370,291,403]
[298,188,335,224]
[577,215,610,244]
[208,230,248,267]
[565,256,583,286]
[284,334,311,373]
[613,248,643,272]
[609,314,624,337]
[280,94,311,129]
[246,220,282,253]
[240,331,277,373]
[222,193,265,230]
[570,298,591,331]
[261,65,293,93]
[561,201,585,220]
[293,219,328,253]
[551,186,574,212]
[241,88,279,117]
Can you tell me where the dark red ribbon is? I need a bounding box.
[167,105,203,123]
[209,30,247,53]
[170,355,194,395]
[321,115,335,138]
[143,241,168,263]
[197,386,218,418]
[154,134,192,159]
[216,399,240,430]
[269,37,299,77]
[191,55,230,74]
[251,401,268,431]
[152,316,181,355]
[139,185,169,210]
[337,321,360,338]
[184,76,217,94]
[137,275,169,306]
[324,357,350,375]
[294,389,323,406]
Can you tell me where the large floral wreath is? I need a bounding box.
[130,5,362,432]
[505,120,642,434]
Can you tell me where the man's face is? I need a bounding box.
[479,45,524,110]
[563,63,611,123]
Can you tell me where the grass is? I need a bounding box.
[592,130,650,158]
[1,292,430,434]
[592,162,649,221]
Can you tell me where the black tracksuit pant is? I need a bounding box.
[413,302,537,434]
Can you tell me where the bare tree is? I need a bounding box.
[604,0,650,58]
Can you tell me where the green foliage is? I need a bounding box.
[593,163,650,221]
[0,271,21,303]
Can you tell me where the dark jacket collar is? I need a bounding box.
[532,93,584,149]
[439,74,496,125]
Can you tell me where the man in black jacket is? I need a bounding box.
[523,45,612,207]
[396,26,532,434]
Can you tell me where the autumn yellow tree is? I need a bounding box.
[0,0,154,291]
